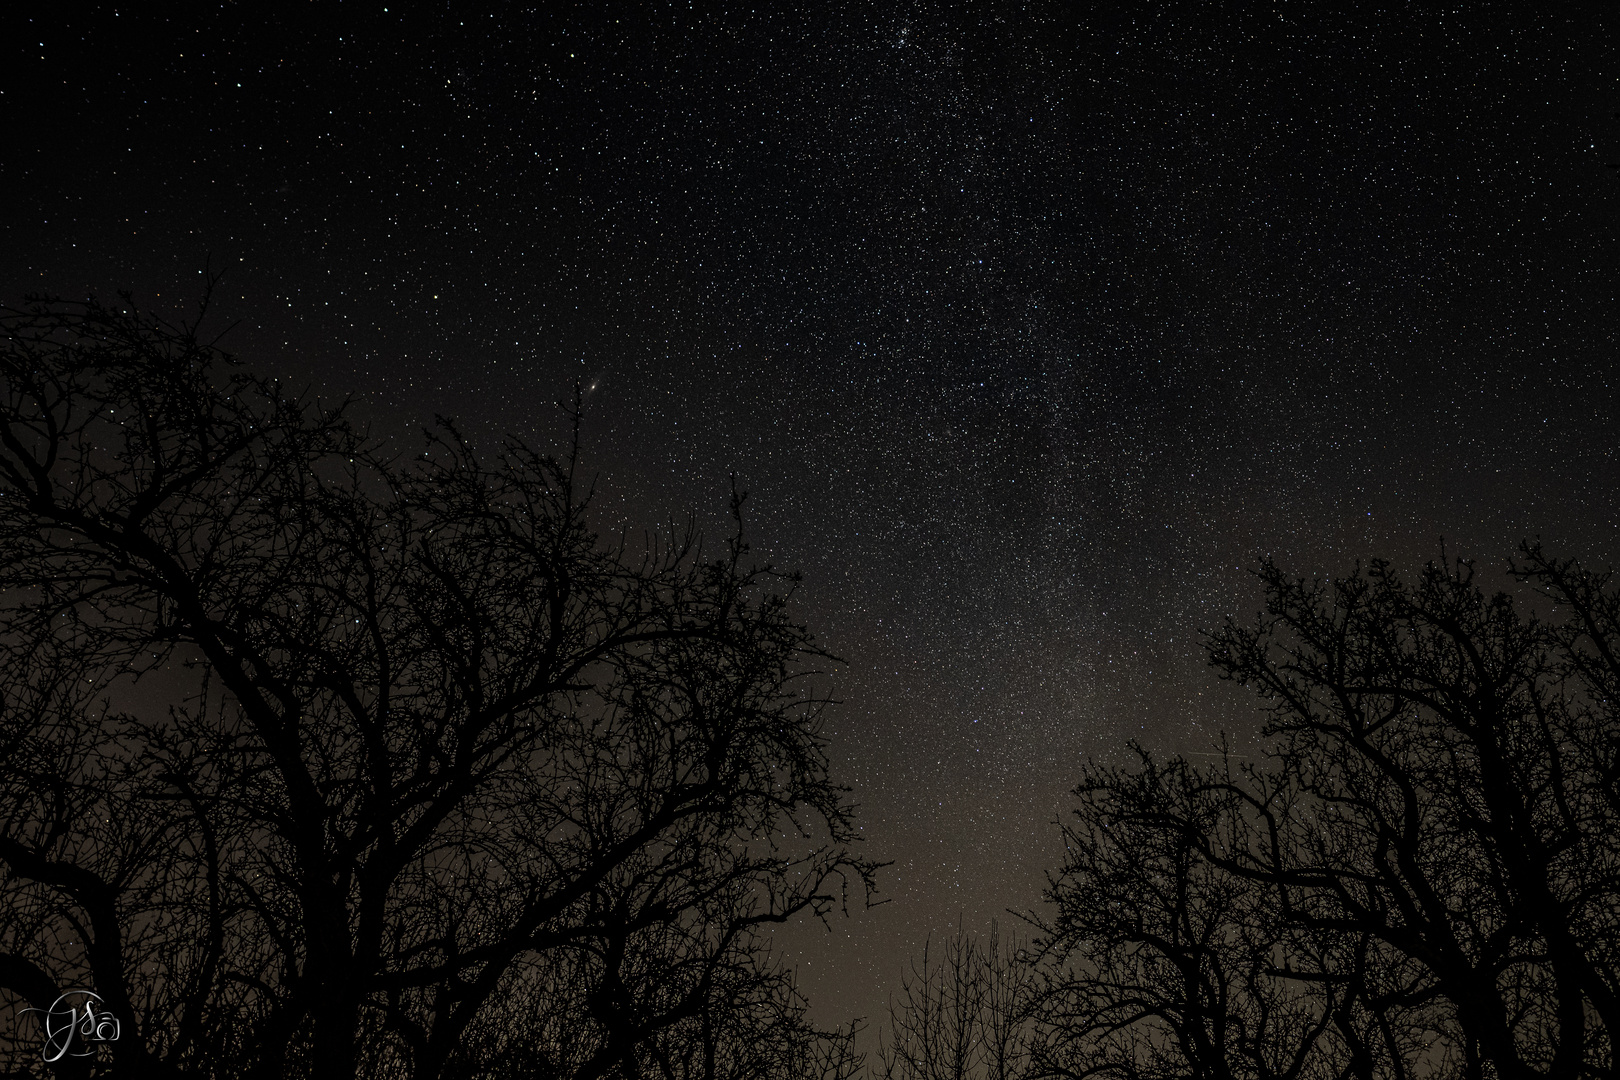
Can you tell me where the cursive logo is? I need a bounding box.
[21,990,120,1063]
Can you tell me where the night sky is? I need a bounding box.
[5,1,1618,1037]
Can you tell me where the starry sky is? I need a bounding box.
[5,0,1618,1037]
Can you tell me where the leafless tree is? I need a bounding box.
[1029,750,1433,1080]
[0,294,877,1079]
[873,921,1034,1080]
[963,551,1618,1080]
[1193,554,1619,1080]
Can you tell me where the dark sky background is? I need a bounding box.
[5,0,1618,1040]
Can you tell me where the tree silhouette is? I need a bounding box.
[0,295,875,1079]
[1197,553,1620,1080]
[873,921,1033,1080]
[1029,553,1619,1080]
[883,550,1619,1080]
[1028,752,1395,1080]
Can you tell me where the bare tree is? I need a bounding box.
[1187,554,1619,1080]
[0,294,876,1078]
[873,921,1034,1080]
[1030,750,1432,1080]
[1015,551,1620,1080]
